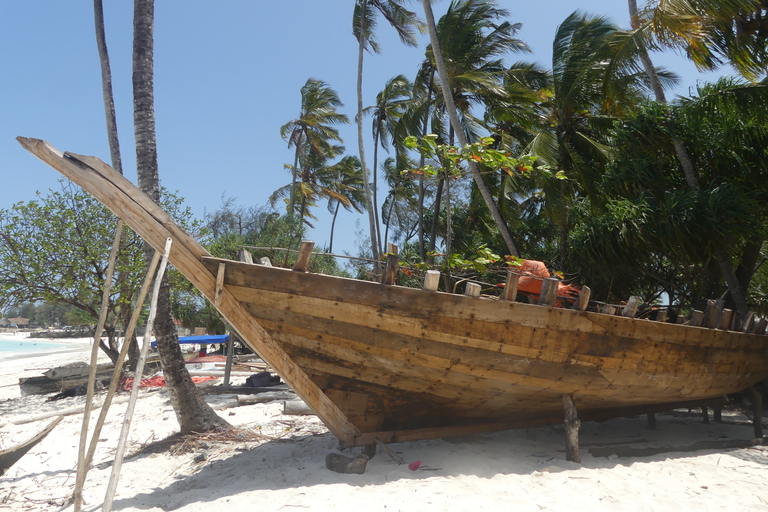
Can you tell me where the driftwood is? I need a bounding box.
[283,399,315,415]
[236,391,297,404]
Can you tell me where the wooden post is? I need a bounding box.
[293,240,314,272]
[656,309,667,323]
[223,333,235,387]
[423,270,441,291]
[719,309,733,331]
[741,311,755,333]
[749,386,764,439]
[622,296,641,318]
[755,318,768,335]
[701,406,710,424]
[647,412,656,430]
[599,304,617,315]
[259,256,272,267]
[703,299,719,328]
[465,282,481,297]
[562,394,581,463]
[503,271,519,301]
[382,253,399,285]
[238,248,253,264]
[689,310,704,327]
[573,286,591,311]
[539,278,558,306]
[714,405,722,423]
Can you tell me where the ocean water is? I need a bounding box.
[0,337,75,362]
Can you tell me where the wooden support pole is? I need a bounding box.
[573,286,591,311]
[238,248,253,264]
[465,282,481,297]
[223,333,235,387]
[539,278,558,306]
[382,253,399,285]
[656,309,667,323]
[562,394,581,463]
[647,412,656,430]
[292,240,314,272]
[622,296,641,318]
[689,310,704,327]
[701,405,710,424]
[714,405,722,423]
[102,239,173,512]
[503,271,519,301]
[423,270,440,291]
[259,256,272,267]
[749,387,764,439]
[214,262,226,308]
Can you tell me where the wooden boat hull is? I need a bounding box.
[0,417,62,475]
[19,138,768,447]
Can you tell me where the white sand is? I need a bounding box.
[1,338,767,512]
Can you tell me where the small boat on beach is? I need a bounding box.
[18,137,768,449]
[0,417,62,475]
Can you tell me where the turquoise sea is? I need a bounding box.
[0,337,76,362]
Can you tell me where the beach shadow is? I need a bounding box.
[109,411,765,512]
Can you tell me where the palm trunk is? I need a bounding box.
[628,0,746,316]
[372,131,383,255]
[357,0,381,274]
[417,70,435,260]
[420,0,519,257]
[428,178,444,254]
[329,201,340,253]
[133,0,228,433]
[289,132,303,216]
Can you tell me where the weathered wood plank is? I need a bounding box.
[423,270,440,291]
[465,282,481,297]
[539,278,558,306]
[573,286,591,312]
[293,240,314,272]
[382,253,399,285]
[503,271,519,302]
[622,296,640,318]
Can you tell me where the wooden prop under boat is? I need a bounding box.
[18,138,768,448]
[0,417,63,475]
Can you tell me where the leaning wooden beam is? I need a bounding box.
[562,394,581,463]
[18,138,360,444]
[293,240,315,272]
[74,219,123,512]
[103,238,173,512]
[573,286,591,312]
[214,262,226,308]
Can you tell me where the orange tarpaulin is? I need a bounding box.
[121,375,217,391]
[509,259,579,307]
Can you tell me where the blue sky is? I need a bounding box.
[1,1,724,257]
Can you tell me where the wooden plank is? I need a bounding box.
[622,296,641,318]
[214,262,226,308]
[539,278,558,306]
[573,286,591,311]
[18,138,360,442]
[503,271,519,301]
[293,240,314,272]
[465,282,481,297]
[423,270,440,291]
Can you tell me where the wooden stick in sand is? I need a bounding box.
[102,238,173,512]
[73,220,123,512]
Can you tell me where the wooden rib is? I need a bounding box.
[382,253,399,285]
[214,263,226,308]
[703,299,719,329]
[539,278,558,306]
[423,270,440,291]
[656,309,667,323]
[503,271,519,301]
[622,296,640,318]
[689,310,704,327]
[238,248,253,264]
[259,257,272,267]
[293,240,314,272]
[719,309,733,331]
[573,286,591,311]
[465,282,481,297]
[17,138,359,441]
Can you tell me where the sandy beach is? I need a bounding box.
[1,336,767,511]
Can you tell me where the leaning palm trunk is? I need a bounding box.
[357,0,381,274]
[627,0,749,318]
[419,0,519,257]
[133,0,229,433]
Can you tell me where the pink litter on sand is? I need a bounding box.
[408,460,421,471]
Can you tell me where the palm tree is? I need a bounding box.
[525,11,669,265]
[132,0,228,434]
[280,79,349,217]
[381,155,420,248]
[354,0,422,274]
[326,155,366,253]
[419,0,526,257]
[362,74,412,254]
